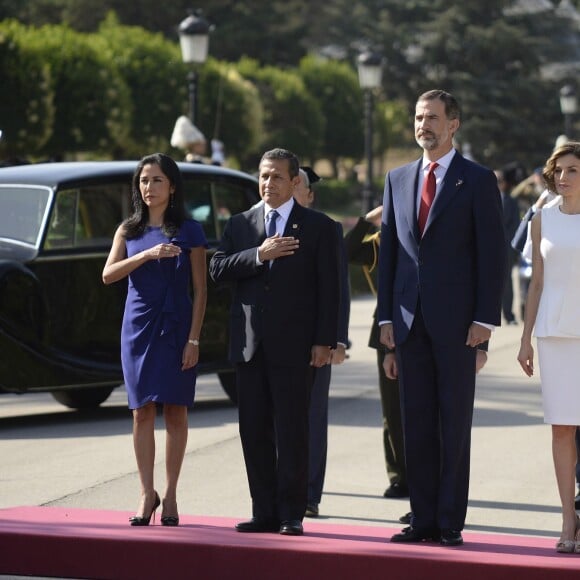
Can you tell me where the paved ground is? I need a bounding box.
[0,288,566,578]
[295,294,559,539]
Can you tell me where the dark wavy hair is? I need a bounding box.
[124,153,187,239]
[543,141,580,194]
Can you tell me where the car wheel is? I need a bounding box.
[218,372,237,405]
[51,386,115,410]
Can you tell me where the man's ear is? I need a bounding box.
[450,118,460,135]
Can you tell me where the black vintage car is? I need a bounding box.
[0,161,259,408]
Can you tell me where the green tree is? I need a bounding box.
[4,0,580,167]
[0,0,327,65]
[195,0,325,66]
[237,58,325,162]
[95,14,186,157]
[0,0,67,24]
[298,56,364,176]
[95,15,264,162]
[0,20,54,158]
[374,99,410,175]
[393,0,564,167]
[20,23,132,158]
[197,60,264,165]
[295,0,580,168]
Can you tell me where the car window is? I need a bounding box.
[183,179,215,240]
[182,177,258,242]
[41,173,258,250]
[0,186,50,246]
[45,183,130,249]
[212,179,256,240]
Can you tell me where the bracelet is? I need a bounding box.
[188,339,200,346]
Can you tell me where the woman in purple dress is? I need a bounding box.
[103,153,207,526]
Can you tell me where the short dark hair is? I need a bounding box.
[259,148,299,179]
[543,141,580,193]
[417,89,461,122]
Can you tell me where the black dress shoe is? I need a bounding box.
[383,482,409,498]
[390,526,440,543]
[440,529,463,546]
[279,520,303,536]
[398,511,412,525]
[235,518,279,533]
[305,504,319,518]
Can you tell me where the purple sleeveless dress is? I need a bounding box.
[121,219,207,409]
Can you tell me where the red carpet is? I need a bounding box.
[1,506,580,579]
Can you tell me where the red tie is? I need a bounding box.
[418,162,438,236]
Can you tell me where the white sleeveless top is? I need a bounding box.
[534,204,580,338]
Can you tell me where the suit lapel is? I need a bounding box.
[395,159,422,242]
[423,153,466,235]
[248,205,266,241]
[283,202,306,237]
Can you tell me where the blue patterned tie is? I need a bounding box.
[266,209,279,237]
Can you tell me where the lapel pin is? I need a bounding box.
[292,224,298,229]
[456,179,464,187]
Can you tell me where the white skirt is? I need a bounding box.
[537,337,580,425]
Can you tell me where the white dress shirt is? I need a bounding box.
[256,198,295,265]
[416,148,456,217]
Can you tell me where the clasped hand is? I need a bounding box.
[147,243,181,260]
[258,234,299,262]
[465,323,491,347]
[310,345,332,367]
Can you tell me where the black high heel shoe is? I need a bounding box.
[129,492,160,526]
[161,499,179,527]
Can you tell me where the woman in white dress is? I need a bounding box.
[518,141,580,553]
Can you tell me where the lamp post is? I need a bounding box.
[559,84,577,139]
[357,51,383,215]
[178,10,212,127]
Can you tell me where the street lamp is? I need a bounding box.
[357,51,383,215]
[559,84,577,139]
[178,10,212,126]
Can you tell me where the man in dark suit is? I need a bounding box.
[378,90,505,546]
[209,148,339,536]
[293,166,350,518]
[496,168,521,324]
